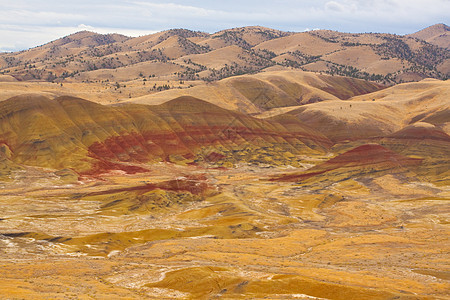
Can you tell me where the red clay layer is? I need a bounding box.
[0,95,333,176]
[320,144,423,167]
[81,160,149,176]
[84,123,327,175]
[388,126,450,141]
[86,177,210,197]
[272,144,423,182]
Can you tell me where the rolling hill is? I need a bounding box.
[127,70,384,114]
[0,24,448,86]
[0,94,331,176]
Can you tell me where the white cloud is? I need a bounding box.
[132,2,213,17]
[0,9,83,26]
[325,1,345,12]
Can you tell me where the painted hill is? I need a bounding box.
[0,94,331,175]
[0,25,448,86]
[1,78,447,185]
[0,74,447,179]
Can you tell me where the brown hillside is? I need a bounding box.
[408,23,450,48]
[173,44,270,77]
[150,35,209,59]
[255,32,343,56]
[6,31,128,63]
[210,26,292,49]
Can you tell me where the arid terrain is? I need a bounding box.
[0,25,449,299]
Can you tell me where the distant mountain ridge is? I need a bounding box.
[0,24,448,84]
[408,23,450,49]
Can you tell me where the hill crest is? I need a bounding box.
[408,23,450,48]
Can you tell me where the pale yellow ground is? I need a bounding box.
[0,79,202,105]
[0,161,448,299]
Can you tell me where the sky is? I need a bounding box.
[0,0,449,52]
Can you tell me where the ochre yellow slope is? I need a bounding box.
[268,79,450,142]
[128,70,383,114]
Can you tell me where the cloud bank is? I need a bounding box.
[0,0,449,51]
